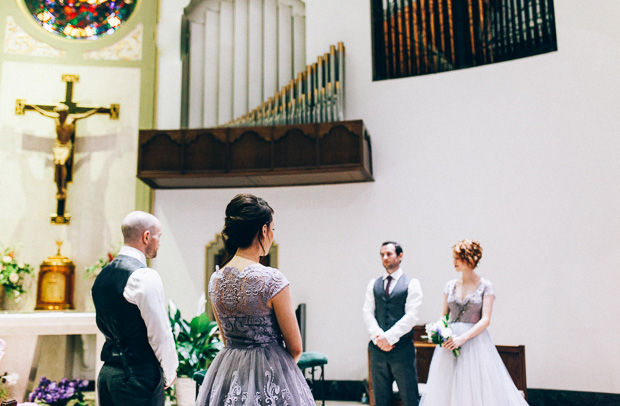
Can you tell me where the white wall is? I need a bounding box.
[154,0,620,393]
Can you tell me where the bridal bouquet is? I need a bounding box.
[422,314,461,358]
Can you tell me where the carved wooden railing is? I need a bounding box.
[138,120,373,188]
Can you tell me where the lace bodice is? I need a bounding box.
[444,278,495,323]
[208,264,289,348]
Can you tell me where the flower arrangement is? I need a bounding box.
[422,314,461,358]
[0,372,19,402]
[28,377,89,406]
[0,246,33,300]
[83,245,121,280]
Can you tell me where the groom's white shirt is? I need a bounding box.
[120,245,178,386]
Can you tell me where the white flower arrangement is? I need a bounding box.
[0,246,33,300]
[0,371,19,402]
[422,314,461,358]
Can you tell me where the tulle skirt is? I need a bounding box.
[420,323,528,406]
[195,343,315,406]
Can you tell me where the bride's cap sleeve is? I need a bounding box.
[207,267,218,295]
[266,268,290,299]
[483,279,495,297]
[443,279,455,295]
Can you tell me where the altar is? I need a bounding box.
[0,311,104,403]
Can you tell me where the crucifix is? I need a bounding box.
[16,74,120,225]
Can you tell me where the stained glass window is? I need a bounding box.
[24,0,137,40]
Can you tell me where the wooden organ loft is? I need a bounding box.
[137,43,373,188]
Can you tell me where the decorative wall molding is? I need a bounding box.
[4,16,66,58]
[83,23,143,61]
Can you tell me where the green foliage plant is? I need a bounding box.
[168,301,224,378]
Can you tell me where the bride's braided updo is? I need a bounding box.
[452,239,483,269]
[221,194,274,260]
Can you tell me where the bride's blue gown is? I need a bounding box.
[195,264,314,406]
[420,279,528,406]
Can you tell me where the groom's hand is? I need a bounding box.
[376,336,394,352]
[165,376,177,390]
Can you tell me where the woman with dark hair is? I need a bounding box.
[420,240,528,406]
[195,194,314,406]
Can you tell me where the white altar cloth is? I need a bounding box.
[0,311,104,403]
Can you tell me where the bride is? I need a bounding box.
[420,239,528,406]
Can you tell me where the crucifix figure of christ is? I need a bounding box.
[15,74,120,225]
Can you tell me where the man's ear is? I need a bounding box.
[143,230,151,244]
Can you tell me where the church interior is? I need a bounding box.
[0,0,619,405]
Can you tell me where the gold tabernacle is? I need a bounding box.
[35,240,75,310]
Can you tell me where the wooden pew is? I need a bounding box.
[368,326,527,406]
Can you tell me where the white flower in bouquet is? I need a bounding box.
[425,321,440,336]
[440,326,453,339]
[421,314,461,358]
[8,272,19,283]
[2,256,11,263]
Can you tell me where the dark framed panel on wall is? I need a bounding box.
[204,234,278,319]
[370,0,558,80]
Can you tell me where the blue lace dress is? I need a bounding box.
[420,278,528,406]
[195,264,314,406]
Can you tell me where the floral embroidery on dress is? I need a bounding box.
[295,377,312,406]
[252,391,262,406]
[209,264,288,318]
[197,264,314,406]
[263,368,289,406]
[224,371,245,406]
[445,278,495,324]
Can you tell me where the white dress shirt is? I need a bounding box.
[362,268,423,345]
[120,246,179,386]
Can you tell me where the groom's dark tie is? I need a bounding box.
[385,275,393,297]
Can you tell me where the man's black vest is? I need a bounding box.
[92,255,158,366]
[373,274,414,340]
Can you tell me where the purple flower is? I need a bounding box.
[28,377,88,406]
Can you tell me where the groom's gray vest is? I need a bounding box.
[92,255,158,367]
[373,274,414,341]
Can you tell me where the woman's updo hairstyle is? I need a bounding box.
[452,239,483,269]
[221,194,274,261]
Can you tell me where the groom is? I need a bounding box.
[362,241,423,406]
[92,211,178,406]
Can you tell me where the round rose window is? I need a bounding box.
[24,0,137,40]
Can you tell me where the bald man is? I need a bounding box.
[92,211,178,406]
